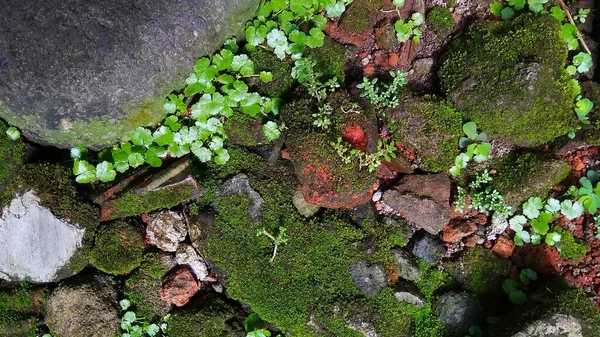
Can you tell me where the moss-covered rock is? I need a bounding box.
[0,284,44,337]
[445,246,510,295]
[168,295,246,337]
[439,14,576,146]
[0,120,26,206]
[553,227,588,260]
[91,221,145,275]
[306,37,347,84]
[247,47,294,99]
[337,0,385,34]
[491,151,570,206]
[224,113,265,147]
[426,7,455,37]
[389,96,462,172]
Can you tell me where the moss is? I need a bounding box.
[445,246,510,295]
[362,218,411,271]
[554,227,588,260]
[338,0,384,33]
[224,113,265,147]
[0,284,42,337]
[0,120,25,206]
[306,37,347,84]
[426,7,455,37]
[390,96,462,172]
[415,259,454,299]
[110,182,197,219]
[491,151,570,206]
[125,253,174,319]
[439,13,576,146]
[247,47,294,99]
[91,221,145,275]
[552,288,600,329]
[168,295,245,337]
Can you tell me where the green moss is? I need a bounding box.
[491,151,570,206]
[91,221,145,275]
[169,295,244,337]
[110,182,197,219]
[362,218,411,270]
[224,113,265,147]
[0,120,25,206]
[0,284,42,337]
[247,47,294,99]
[553,227,588,260]
[439,13,576,146]
[415,259,454,299]
[427,7,455,36]
[390,96,462,172]
[445,246,510,295]
[553,288,600,328]
[306,37,347,84]
[338,0,384,33]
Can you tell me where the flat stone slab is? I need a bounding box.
[0,191,85,282]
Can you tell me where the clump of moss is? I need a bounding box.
[415,259,454,299]
[338,0,384,33]
[553,227,588,260]
[427,7,454,37]
[491,151,569,206]
[125,253,174,319]
[306,37,347,84]
[389,96,462,172]
[224,113,265,147]
[247,48,294,99]
[0,120,26,206]
[439,14,576,146]
[0,283,43,337]
[445,246,510,295]
[91,221,145,275]
[168,295,244,337]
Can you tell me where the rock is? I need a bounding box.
[46,275,120,337]
[390,249,420,282]
[441,220,477,243]
[0,191,86,282]
[492,236,515,258]
[345,314,380,337]
[161,267,200,307]
[512,314,587,337]
[486,215,509,241]
[436,291,481,334]
[293,189,321,218]
[0,0,259,149]
[383,154,413,175]
[351,203,377,228]
[381,215,415,246]
[412,58,435,75]
[410,232,447,265]
[168,295,246,337]
[393,281,425,308]
[218,174,263,222]
[176,245,209,282]
[445,246,510,295]
[146,210,187,252]
[184,207,216,253]
[380,173,452,234]
[349,260,387,296]
[90,220,145,275]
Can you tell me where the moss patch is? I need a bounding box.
[389,96,462,172]
[91,221,145,275]
[0,120,25,206]
[306,37,347,84]
[427,7,454,37]
[338,0,385,34]
[491,151,570,206]
[554,227,588,260]
[125,253,174,319]
[415,259,454,299]
[247,47,295,99]
[0,284,43,337]
[445,246,510,295]
[169,295,245,337]
[224,113,265,147]
[439,13,576,146]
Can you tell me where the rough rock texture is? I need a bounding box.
[146,210,187,252]
[184,208,216,253]
[161,267,200,307]
[390,249,420,282]
[380,173,451,234]
[218,174,264,222]
[292,189,321,218]
[0,0,259,149]
[176,244,209,282]
[436,291,481,334]
[512,314,586,337]
[0,191,86,282]
[46,275,120,337]
[394,281,425,308]
[349,260,387,296]
[445,246,510,295]
[168,295,246,337]
[410,232,447,265]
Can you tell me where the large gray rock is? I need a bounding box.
[349,260,387,296]
[0,0,259,149]
[512,314,587,337]
[0,191,87,282]
[46,275,120,337]
[436,291,481,334]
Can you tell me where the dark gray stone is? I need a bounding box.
[349,260,387,296]
[218,174,263,222]
[436,291,481,334]
[410,232,447,265]
[390,249,420,282]
[0,0,259,149]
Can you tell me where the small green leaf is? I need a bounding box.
[146,324,160,337]
[509,290,527,305]
[131,127,153,147]
[575,98,594,116]
[306,28,325,48]
[508,0,526,10]
[5,126,20,140]
[545,198,561,213]
[490,2,505,16]
[573,52,593,73]
[262,121,281,141]
[463,122,478,140]
[393,0,405,6]
[164,115,181,132]
[152,126,174,146]
[96,161,117,182]
[73,160,96,184]
[127,152,144,168]
[527,0,548,13]
[71,146,88,159]
[191,142,212,162]
[119,299,131,311]
[500,6,515,20]
[550,6,564,21]
[214,148,230,165]
[259,71,273,83]
[560,199,584,220]
[530,211,551,235]
[523,197,543,219]
[232,54,255,76]
[145,147,164,167]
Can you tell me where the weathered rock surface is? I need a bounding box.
[176,244,209,282]
[512,314,587,337]
[436,291,481,334]
[380,173,451,234]
[0,191,86,282]
[410,232,447,265]
[184,207,216,252]
[0,0,259,149]
[349,260,387,296]
[46,275,120,337]
[146,210,187,252]
[218,174,263,222]
[390,249,420,282]
[161,267,199,307]
[293,189,321,218]
[393,281,425,308]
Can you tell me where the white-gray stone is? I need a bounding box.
[293,189,320,218]
[0,191,86,283]
[146,210,187,252]
[394,291,425,308]
[176,245,208,281]
[513,314,585,337]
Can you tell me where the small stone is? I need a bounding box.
[293,189,321,218]
[373,50,388,67]
[390,249,420,282]
[372,190,382,202]
[394,291,425,308]
[349,260,387,296]
[441,220,477,243]
[411,232,447,265]
[176,245,209,281]
[212,283,224,293]
[146,210,187,252]
[486,216,509,241]
[388,52,399,67]
[218,174,264,222]
[412,58,435,76]
[363,64,376,76]
[492,236,515,258]
[436,291,481,334]
[161,267,199,307]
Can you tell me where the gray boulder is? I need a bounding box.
[349,260,387,296]
[512,314,588,337]
[436,291,481,334]
[0,191,87,282]
[46,275,120,337]
[0,0,259,149]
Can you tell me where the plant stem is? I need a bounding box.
[559,0,592,55]
[261,228,277,241]
[270,244,278,263]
